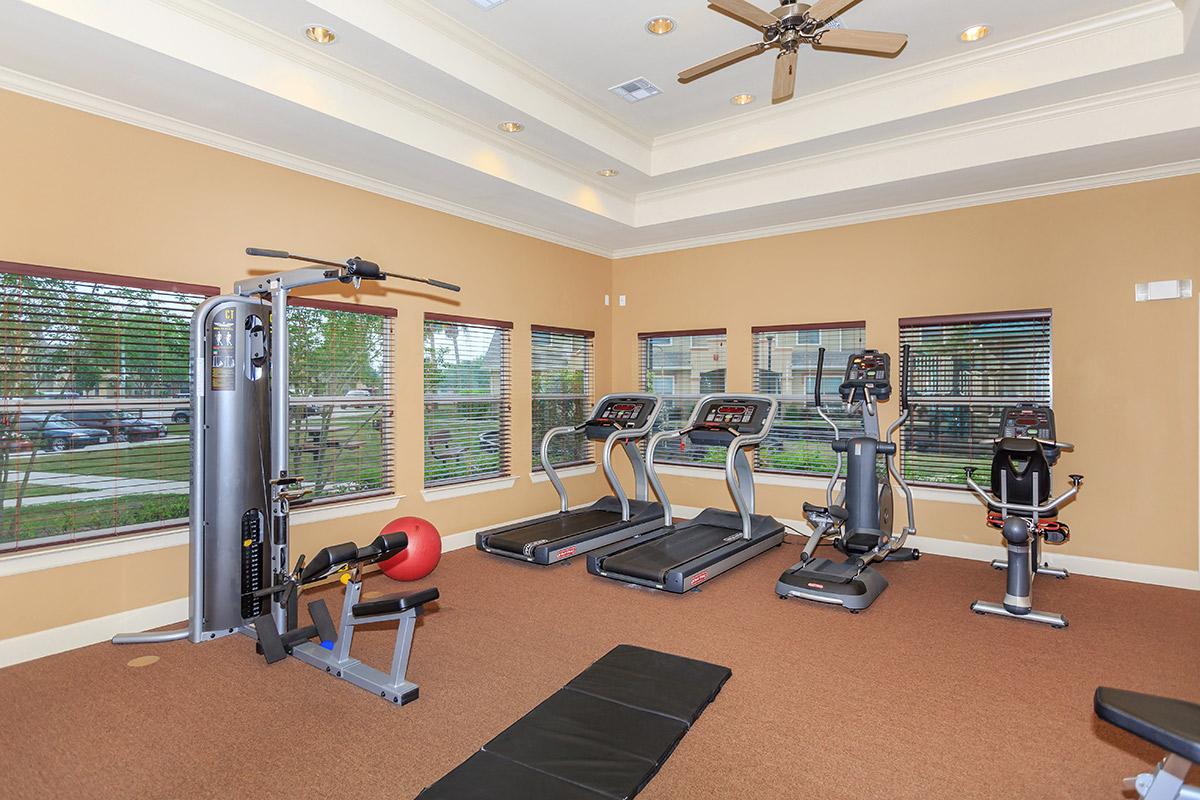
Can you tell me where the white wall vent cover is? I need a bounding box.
[610,77,662,103]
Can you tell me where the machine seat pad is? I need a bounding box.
[417,645,730,800]
[1095,687,1200,763]
[299,542,360,584]
[351,587,439,617]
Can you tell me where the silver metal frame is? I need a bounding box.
[1124,754,1200,799]
[539,393,661,519]
[644,393,778,540]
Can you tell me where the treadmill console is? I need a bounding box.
[840,349,892,403]
[585,396,656,441]
[998,404,1059,463]
[690,397,772,445]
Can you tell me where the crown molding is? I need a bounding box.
[611,158,1200,259]
[0,66,614,258]
[651,0,1184,174]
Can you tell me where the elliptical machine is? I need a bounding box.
[963,404,1083,628]
[775,346,919,612]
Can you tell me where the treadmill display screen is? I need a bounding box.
[704,403,756,425]
[599,401,644,421]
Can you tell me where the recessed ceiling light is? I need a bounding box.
[960,24,990,43]
[597,169,619,178]
[731,93,755,106]
[470,0,509,8]
[498,121,524,133]
[646,17,676,35]
[304,25,336,45]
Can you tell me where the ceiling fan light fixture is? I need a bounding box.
[497,121,524,133]
[645,17,676,35]
[731,93,755,105]
[960,24,990,43]
[304,25,336,45]
[597,169,620,178]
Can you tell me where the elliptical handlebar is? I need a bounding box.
[813,346,825,408]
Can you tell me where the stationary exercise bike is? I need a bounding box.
[963,404,1083,628]
[775,346,919,611]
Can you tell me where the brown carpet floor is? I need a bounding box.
[3,539,1199,800]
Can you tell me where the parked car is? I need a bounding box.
[341,389,372,408]
[60,409,167,442]
[15,414,110,452]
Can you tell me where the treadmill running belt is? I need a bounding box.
[599,524,736,583]
[485,509,623,554]
[416,645,731,800]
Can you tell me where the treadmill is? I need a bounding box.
[476,394,664,564]
[587,394,785,593]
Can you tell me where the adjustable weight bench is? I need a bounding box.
[1095,687,1200,799]
[416,645,731,800]
[253,532,439,705]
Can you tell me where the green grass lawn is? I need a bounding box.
[0,492,188,544]
[0,484,87,499]
[19,441,191,481]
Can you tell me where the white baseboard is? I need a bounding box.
[0,504,587,668]
[0,597,188,669]
[670,505,1200,591]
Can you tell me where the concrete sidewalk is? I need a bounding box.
[2,471,188,508]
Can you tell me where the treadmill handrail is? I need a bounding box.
[540,393,662,516]
[645,427,687,527]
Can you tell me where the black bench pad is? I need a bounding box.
[352,587,439,618]
[1095,687,1200,763]
[566,644,731,725]
[416,645,730,800]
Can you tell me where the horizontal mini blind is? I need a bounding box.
[423,313,512,487]
[752,322,866,476]
[288,299,395,505]
[639,329,727,467]
[899,309,1052,487]
[531,325,594,471]
[0,261,216,551]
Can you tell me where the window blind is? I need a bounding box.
[287,298,395,505]
[899,309,1052,487]
[638,329,727,467]
[0,261,215,551]
[531,325,594,471]
[752,322,867,476]
[423,313,512,487]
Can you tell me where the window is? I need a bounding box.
[423,314,512,487]
[288,299,395,505]
[752,323,867,476]
[531,325,594,471]
[899,309,1052,487]
[0,261,215,551]
[639,329,727,467]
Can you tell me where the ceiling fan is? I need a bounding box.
[678,0,908,104]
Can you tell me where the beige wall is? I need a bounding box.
[612,176,1200,572]
[1,88,1197,641]
[0,89,613,638]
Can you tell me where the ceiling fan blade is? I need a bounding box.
[815,28,908,56]
[708,0,779,30]
[678,43,768,83]
[772,50,798,104]
[806,0,860,24]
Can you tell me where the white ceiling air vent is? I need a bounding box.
[470,0,508,9]
[609,77,662,103]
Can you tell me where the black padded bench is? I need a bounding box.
[416,645,731,800]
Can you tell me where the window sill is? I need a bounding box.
[909,485,979,506]
[0,494,404,577]
[531,464,597,483]
[755,473,832,490]
[421,475,519,502]
[653,464,725,480]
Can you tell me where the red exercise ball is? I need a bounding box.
[379,516,442,581]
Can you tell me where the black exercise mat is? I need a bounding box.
[416,645,731,800]
[565,644,731,725]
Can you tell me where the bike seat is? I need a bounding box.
[1095,687,1200,763]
